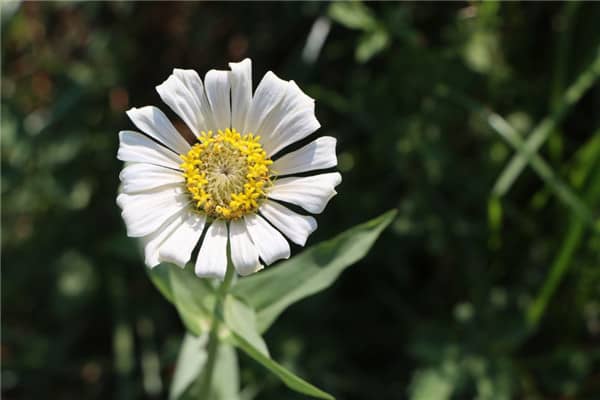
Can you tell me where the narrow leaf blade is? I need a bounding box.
[228,332,334,400]
[169,333,209,400]
[170,333,241,400]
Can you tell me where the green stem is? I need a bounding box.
[198,262,235,398]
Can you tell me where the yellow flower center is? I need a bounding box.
[180,128,273,220]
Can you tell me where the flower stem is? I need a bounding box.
[198,262,235,398]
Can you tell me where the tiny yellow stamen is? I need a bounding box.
[181,128,273,220]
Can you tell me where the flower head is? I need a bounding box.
[117,59,341,278]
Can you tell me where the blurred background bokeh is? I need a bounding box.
[2,2,600,399]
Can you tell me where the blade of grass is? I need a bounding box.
[527,216,586,328]
[438,86,595,228]
[492,45,600,196]
[487,114,593,225]
[527,134,600,328]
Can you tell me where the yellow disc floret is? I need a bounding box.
[180,128,273,220]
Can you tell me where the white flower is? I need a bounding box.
[116,59,341,279]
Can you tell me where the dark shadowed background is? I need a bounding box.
[2,2,600,399]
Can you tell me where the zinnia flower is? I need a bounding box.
[117,59,341,278]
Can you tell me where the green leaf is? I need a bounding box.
[224,296,269,356]
[228,331,334,400]
[170,333,241,400]
[222,296,332,399]
[206,342,240,400]
[328,1,378,32]
[169,333,208,400]
[232,209,397,333]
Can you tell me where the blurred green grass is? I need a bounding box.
[2,2,600,399]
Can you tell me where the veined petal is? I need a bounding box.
[126,106,190,155]
[272,136,337,176]
[229,219,263,276]
[262,104,320,157]
[259,200,317,246]
[195,220,228,279]
[204,70,231,131]
[142,210,187,267]
[117,130,182,170]
[117,186,190,237]
[267,172,341,214]
[229,59,252,132]
[156,69,214,136]
[120,163,184,194]
[159,211,206,268]
[244,214,290,265]
[244,71,288,135]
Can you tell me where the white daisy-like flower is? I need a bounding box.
[116,58,341,279]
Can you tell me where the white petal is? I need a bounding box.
[126,106,190,155]
[142,210,187,267]
[258,81,312,144]
[229,59,252,132]
[117,130,182,170]
[116,186,190,237]
[120,163,184,194]
[156,69,214,136]
[243,214,290,265]
[244,71,288,135]
[278,81,314,112]
[204,70,231,131]
[259,200,317,246]
[195,220,228,279]
[272,136,337,176]
[262,105,320,157]
[159,211,206,268]
[267,172,341,214]
[229,219,263,276]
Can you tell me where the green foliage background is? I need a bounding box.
[2,2,600,399]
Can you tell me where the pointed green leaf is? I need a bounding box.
[169,333,209,400]
[222,295,333,399]
[170,333,241,400]
[232,209,397,333]
[224,296,269,356]
[228,331,334,400]
[205,342,240,400]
